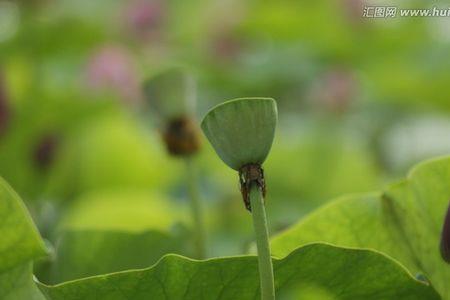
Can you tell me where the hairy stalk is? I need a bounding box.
[185,157,207,259]
[250,184,275,300]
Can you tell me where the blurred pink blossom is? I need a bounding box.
[314,68,356,114]
[206,4,246,63]
[210,30,242,62]
[85,46,142,106]
[123,0,166,41]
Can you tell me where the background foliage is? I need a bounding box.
[1,0,450,299]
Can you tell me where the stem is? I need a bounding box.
[250,184,275,300]
[185,157,207,259]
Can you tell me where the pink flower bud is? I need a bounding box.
[85,46,142,106]
[123,0,166,41]
[313,68,356,114]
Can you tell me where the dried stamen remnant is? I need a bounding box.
[239,163,266,211]
[0,73,10,137]
[440,200,450,263]
[162,116,201,156]
[34,134,59,170]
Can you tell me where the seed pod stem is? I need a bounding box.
[143,69,207,258]
[185,157,207,259]
[250,183,275,300]
[200,98,277,298]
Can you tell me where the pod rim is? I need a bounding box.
[201,97,276,128]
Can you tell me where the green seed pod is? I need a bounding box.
[142,68,200,156]
[143,67,195,120]
[201,98,277,171]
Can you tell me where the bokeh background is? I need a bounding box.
[1,0,450,289]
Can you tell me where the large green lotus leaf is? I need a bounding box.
[37,243,438,300]
[0,177,46,272]
[41,229,188,284]
[265,129,381,218]
[1,263,45,300]
[37,190,190,283]
[271,156,450,299]
[270,193,418,274]
[0,177,47,299]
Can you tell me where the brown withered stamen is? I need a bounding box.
[440,200,450,264]
[0,72,10,137]
[162,115,201,156]
[238,163,266,212]
[34,134,59,170]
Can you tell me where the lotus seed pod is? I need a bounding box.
[143,68,192,120]
[201,98,277,170]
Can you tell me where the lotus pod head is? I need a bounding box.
[201,98,277,170]
[143,67,193,119]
